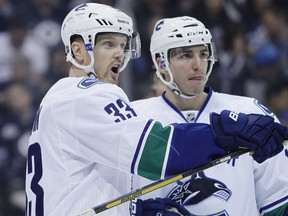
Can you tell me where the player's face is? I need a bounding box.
[169,45,209,95]
[93,33,128,85]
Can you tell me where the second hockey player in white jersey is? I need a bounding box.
[131,16,288,216]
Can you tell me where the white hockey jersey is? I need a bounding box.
[25,78,228,216]
[131,87,288,216]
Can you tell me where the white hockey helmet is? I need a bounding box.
[61,3,141,76]
[150,16,217,97]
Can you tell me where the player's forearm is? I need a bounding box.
[132,121,225,180]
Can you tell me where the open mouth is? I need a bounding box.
[111,65,120,74]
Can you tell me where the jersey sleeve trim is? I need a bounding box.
[130,119,153,174]
[260,194,288,215]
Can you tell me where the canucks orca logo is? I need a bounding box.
[167,171,231,215]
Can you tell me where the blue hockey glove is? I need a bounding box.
[210,110,288,163]
[131,198,191,216]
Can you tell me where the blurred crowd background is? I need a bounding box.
[0,0,288,215]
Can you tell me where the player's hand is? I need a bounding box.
[131,198,191,216]
[210,110,288,163]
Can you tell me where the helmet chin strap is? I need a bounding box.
[80,50,97,78]
[169,81,199,99]
[68,49,97,78]
[159,62,200,99]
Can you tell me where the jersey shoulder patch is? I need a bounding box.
[254,99,274,116]
[77,77,107,89]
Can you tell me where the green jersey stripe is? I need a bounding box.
[137,122,172,180]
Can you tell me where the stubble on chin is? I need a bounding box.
[109,77,119,85]
[112,80,119,85]
[96,74,119,85]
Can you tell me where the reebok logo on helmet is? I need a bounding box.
[117,19,129,25]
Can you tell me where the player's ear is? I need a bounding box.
[156,57,168,79]
[156,57,164,70]
[71,41,86,64]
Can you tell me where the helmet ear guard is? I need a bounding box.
[61,3,141,75]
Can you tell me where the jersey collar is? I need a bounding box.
[161,87,213,123]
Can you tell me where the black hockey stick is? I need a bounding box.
[76,148,251,216]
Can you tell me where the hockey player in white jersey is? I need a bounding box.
[130,16,288,216]
[25,4,288,216]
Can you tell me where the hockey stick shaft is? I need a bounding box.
[77,148,251,216]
